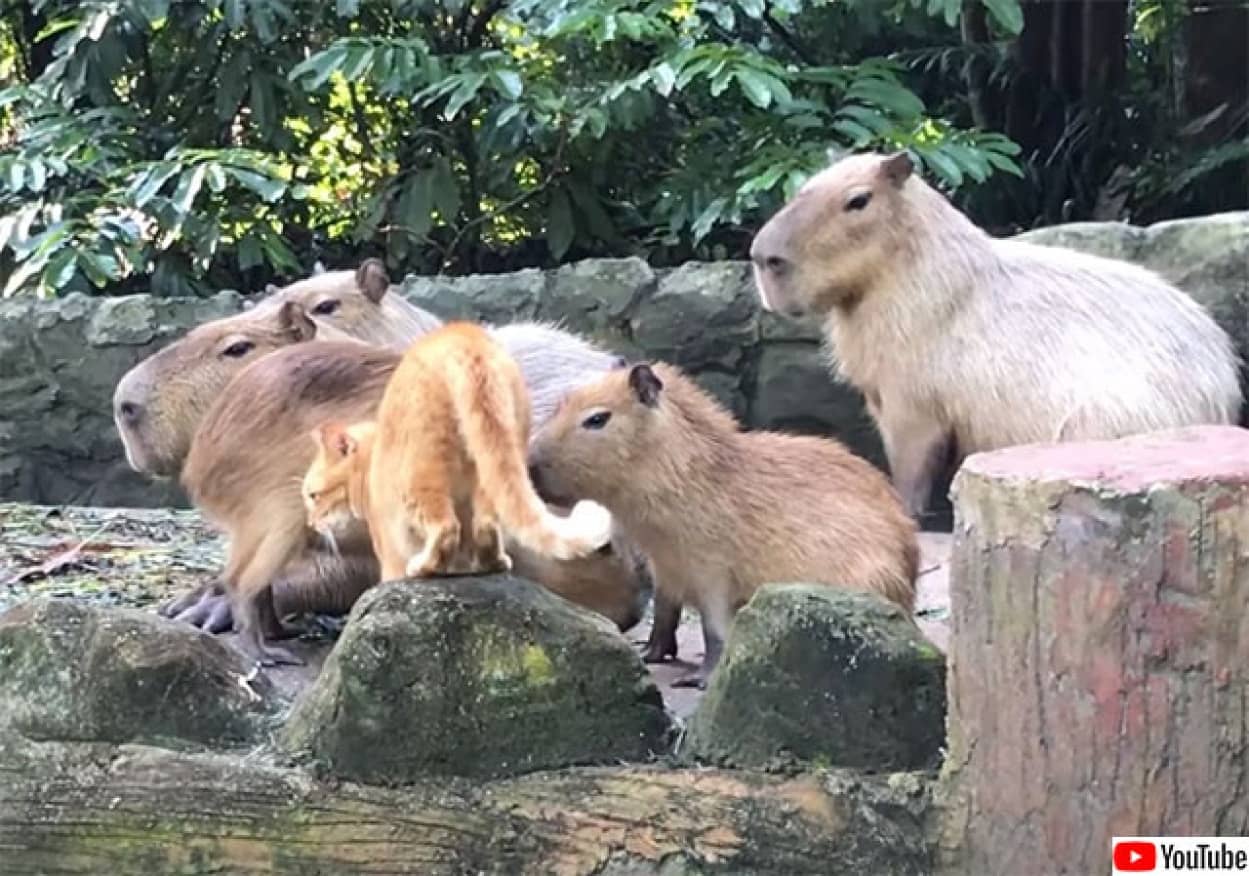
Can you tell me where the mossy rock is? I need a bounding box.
[280,575,672,782]
[685,585,946,772]
[0,597,277,748]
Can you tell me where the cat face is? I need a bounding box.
[303,421,375,535]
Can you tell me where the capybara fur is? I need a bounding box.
[528,361,918,688]
[750,151,1243,518]
[181,341,647,663]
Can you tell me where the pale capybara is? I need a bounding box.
[528,360,918,688]
[179,339,649,663]
[749,151,1243,518]
[114,260,649,637]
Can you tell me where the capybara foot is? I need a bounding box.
[237,628,304,668]
[172,590,234,634]
[160,579,222,618]
[641,628,678,663]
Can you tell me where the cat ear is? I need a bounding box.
[628,363,663,408]
[313,422,355,457]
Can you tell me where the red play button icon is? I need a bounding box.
[1114,840,1157,871]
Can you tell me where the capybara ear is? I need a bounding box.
[355,258,390,304]
[277,300,317,343]
[611,355,629,370]
[628,364,664,408]
[880,151,914,187]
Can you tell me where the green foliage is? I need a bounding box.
[0,0,1029,296]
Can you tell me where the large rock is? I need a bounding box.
[281,575,672,782]
[0,597,277,747]
[684,585,946,772]
[939,425,1249,874]
[2,212,1245,507]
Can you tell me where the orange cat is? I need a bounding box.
[302,322,613,581]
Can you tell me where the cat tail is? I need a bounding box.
[445,350,613,561]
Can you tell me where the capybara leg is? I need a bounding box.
[878,405,950,519]
[228,531,304,667]
[672,598,732,689]
[235,597,302,667]
[642,590,681,663]
[160,578,222,618]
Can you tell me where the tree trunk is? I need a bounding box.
[938,425,1249,874]
[0,732,932,875]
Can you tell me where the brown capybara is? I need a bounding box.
[182,339,646,665]
[528,360,918,688]
[749,151,1243,519]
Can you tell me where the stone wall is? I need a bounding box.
[1,211,1245,508]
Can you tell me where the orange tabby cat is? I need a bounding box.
[302,321,613,581]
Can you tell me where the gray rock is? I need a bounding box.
[0,598,277,747]
[684,585,946,772]
[280,575,672,782]
[540,257,654,336]
[751,342,886,467]
[631,261,759,372]
[402,268,544,324]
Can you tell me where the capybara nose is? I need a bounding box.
[117,399,142,426]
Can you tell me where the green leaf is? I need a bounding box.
[0,214,16,253]
[27,161,46,193]
[42,247,77,291]
[491,70,524,100]
[7,161,24,192]
[444,73,486,120]
[250,76,274,136]
[738,0,765,18]
[342,47,374,82]
[396,173,435,239]
[736,70,773,109]
[78,250,119,287]
[429,158,461,222]
[713,4,735,30]
[546,187,574,260]
[224,0,245,29]
[205,163,227,193]
[336,0,360,16]
[237,232,264,271]
[3,257,41,298]
[921,149,963,186]
[290,46,347,90]
[650,62,676,97]
[981,0,1024,36]
[131,163,179,206]
[170,165,207,215]
[226,167,286,202]
[691,197,727,242]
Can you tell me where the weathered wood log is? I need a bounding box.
[938,425,1249,875]
[0,731,932,875]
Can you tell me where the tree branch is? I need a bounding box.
[762,5,816,66]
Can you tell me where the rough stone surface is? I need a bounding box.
[684,585,946,772]
[281,575,672,782]
[939,425,1249,875]
[2,212,1245,507]
[0,597,276,747]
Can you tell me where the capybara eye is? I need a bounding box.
[845,192,872,212]
[582,411,612,430]
[222,340,255,358]
[313,299,340,315]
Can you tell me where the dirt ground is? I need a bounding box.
[0,503,952,721]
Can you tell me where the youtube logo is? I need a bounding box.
[1114,840,1157,872]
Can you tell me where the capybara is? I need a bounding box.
[749,151,1243,518]
[528,360,918,688]
[181,339,646,664]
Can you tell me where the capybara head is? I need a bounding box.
[269,258,442,350]
[750,151,916,318]
[113,300,318,477]
[528,361,670,506]
[302,421,377,537]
